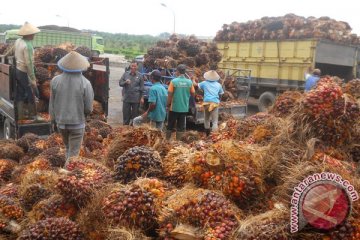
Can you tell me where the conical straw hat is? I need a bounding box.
[18,22,40,36]
[57,51,90,72]
[203,70,220,81]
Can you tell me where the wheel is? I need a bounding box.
[258,91,276,112]
[3,118,14,140]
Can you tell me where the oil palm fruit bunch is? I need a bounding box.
[57,158,112,205]
[34,147,66,167]
[20,183,51,211]
[159,190,239,240]
[191,140,264,206]
[270,91,302,117]
[236,207,290,240]
[113,146,162,183]
[35,66,50,83]
[343,79,360,99]
[323,220,360,240]
[0,159,17,182]
[29,194,78,221]
[162,146,192,187]
[35,47,53,63]
[16,133,41,153]
[39,80,51,100]
[18,217,84,240]
[0,140,24,161]
[75,46,91,58]
[53,47,68,62]
[102,184,158,230]
[0,195,24,221]
[106,127,163,167]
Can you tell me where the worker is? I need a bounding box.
[192,70,224,136]
[119,61,144,125]
[49,51,94,166]
[305,68,321,92]
[14,22,41,120]
[133,70,168,130]
[166,64,195,140]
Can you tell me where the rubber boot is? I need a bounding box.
[28,103,44,122]
[176,131,185,141]
[17,101,25,120]
[205,128,211,137]
[166,130,172,140]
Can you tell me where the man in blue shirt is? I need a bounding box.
[134,70,167,130]
[305,69,321,92]
[193,70,224,136]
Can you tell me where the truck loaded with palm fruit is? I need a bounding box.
[1,25,104,57]
[214,14,360,111]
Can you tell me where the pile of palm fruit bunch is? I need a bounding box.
[291,76,360,146]
[158,187,240,240]
[191,140,265,207]
[56,157,112,206]
[0,140,24,162]
[270,91,303,117]
[144,34,221,71]
[214,14,360,44]
[113,146,162,183]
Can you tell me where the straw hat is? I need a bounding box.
[57,51,90,72]
[203,70,220,81]
[18,22,40,36]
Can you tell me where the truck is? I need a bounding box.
[0,55,110,140]
[216,39,360,111]
[141,67,250,124]
[2,28,104,57]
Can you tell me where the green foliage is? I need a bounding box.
[0,24,21,33]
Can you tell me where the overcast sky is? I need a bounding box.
[1,0,359,37]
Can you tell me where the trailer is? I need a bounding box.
[0,56,109,139]
[216,39,360,111]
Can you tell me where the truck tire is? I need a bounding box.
[3,118,14,140]
[258,91,276,112]
[91,51,100,57]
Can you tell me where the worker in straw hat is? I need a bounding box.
[14,22,42,120]
[49,51,94,167]
[192,70,224,136]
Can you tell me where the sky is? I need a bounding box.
[1,0,360,37]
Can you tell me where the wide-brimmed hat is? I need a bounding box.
[57,51,90,73]
[18,22,40,36]
[203,70,220,81]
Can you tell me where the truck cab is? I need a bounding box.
[91,35,105,57]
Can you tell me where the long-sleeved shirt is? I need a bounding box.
[14,38,36,83]
[49,72,94,125]
[119,71,144,103]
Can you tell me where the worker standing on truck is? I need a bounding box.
[133,70,168,130]
[305,68,321,92]
[14,22,41,120]
[192,70,224,136]
[49,51,94,166]
[119,61,144,125]
[166,64,195,140]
